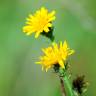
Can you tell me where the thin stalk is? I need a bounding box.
[63,75,75,96]
[59,76,66,96]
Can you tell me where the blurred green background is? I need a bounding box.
[0,0,96,96]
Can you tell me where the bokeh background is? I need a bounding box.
[0,0,96,96]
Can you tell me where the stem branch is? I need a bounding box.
[59,76,66,96]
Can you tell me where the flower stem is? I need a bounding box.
[59,76,66,96]
[63,75,75,96]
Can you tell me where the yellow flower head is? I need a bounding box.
[36,41,74,72]
[23,7,56,38]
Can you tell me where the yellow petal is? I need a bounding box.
[68,50,75,55]
[60,41,63,50]
[42,66,44,71]
[63,41,68,49]
[59,60,65,69]
[35,61,41,64]
[44,27,49,32]
[35,31,41,38]
[48,16,56,22]
[53,43,59,53]
[26,32,32,35]
[45,66,51,72]
[48,11,56,17]
[47,23,52,27]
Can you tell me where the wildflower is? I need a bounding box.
[36,41,74,72]
[23,7,56,38]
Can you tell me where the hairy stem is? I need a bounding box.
[64,75,75,96]
[59,76,66,96]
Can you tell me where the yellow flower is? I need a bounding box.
[36,41,74,72]
[23,7,56,38]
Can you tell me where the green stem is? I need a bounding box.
[63,75,75,96]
